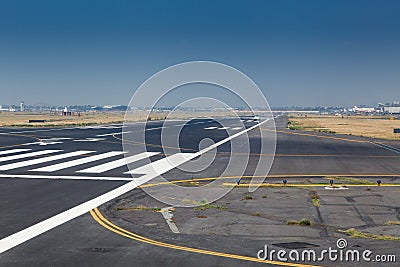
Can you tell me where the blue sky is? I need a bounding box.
[0,0,399,107]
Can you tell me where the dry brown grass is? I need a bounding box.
[288,115,400,140]
[0,112,126,127]
[0,110,235,127]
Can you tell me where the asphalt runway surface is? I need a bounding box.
[0,116,399,266]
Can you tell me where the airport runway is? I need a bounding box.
[0,116,399,266]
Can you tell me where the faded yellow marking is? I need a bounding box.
[222,183,400,187]
[90,208,321,267]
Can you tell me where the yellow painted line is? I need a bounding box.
[214,152,400,158]
[90,208,321,267]
[138,175,400,189]
[0,132,42,149]
[261,128,369,144]
[89,174,398,266]
[156,174,400,180]
[261,174,400,178]
[113,124,398,156]
[222,183,400,187]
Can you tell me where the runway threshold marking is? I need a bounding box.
[0,118,272,254]
[0,151,92,171]
[0,150,61,163]
[29,151,124,172]
[90,208,319,267]
[0,148,31,156]
[78,152,160,173]
[0,174,134,181]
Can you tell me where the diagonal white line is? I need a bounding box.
[125,153,195,176]
[0,118,272,254]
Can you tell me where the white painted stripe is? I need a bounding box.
[204,126,218,130]
[0,150,61,163]
[100,126,121,129]
[146,127,163,131]
[42,138,72,141]
[0,119,271,254]
[96,131,132,137]
[0,151,91,171]
[231,127,243,130]
[373,142,400,154]
[77,152,160,173]
[19,141,64,146]
[39,142,63,146]
[0,174,133,181]
[30,151,124,172]
[73,138,106,142]
[160,207,180,233]
[0,149,31,156]
[218,127,229,130]
[125,153,195,175]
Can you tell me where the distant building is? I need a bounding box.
[20,101,24,112]
[379,102,400,114]
[384,106,400,114]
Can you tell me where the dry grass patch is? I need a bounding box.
[386,221,400,225]
[288,115,400,140]
[287,218,312,226]
[113,205,161,212]
[0,110,236,127]
[329,177,375,185]
[340,228,400,241]
[0,112,126,127]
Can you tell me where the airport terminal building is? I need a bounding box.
[379,102,400,114]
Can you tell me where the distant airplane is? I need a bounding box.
[350,106,376,113]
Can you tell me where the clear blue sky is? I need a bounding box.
[0,0,399,107]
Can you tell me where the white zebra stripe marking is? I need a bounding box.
[0,149,31,156]
[125,153,196,175]
[0,150,61,164]
[30,151,124,172]
[0,151,90,171]
[77,152,160,173]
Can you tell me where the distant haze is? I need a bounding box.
[0,0,399,107]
